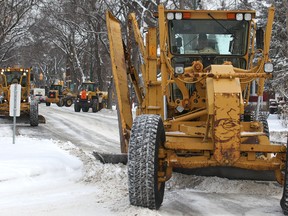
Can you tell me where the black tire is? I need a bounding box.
[30,100,39,126]
[99,102,104,110]
[92,99,99,113]
[56,98,64,107]
[281,145,288,215]
[74,103,81,112]
[128,114,166,209]
[46,102,51,106]
[65,98,73,107]
[82,107,89,112]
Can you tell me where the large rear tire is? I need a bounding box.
[128,114,166,209]
[92,99,99,113]
[30,100,39,126]
[99,102,104,111]
[56,98,64,107]
[74,103,81,112]
[82,107,89,112]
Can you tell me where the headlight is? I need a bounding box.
[167,12,174,20]
[264,62,273,73]
[175,13,182,20]
[236,13,243,21]
[244,13,252,21]
[174,64,184,75]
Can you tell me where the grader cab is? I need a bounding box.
[104,4,288,213]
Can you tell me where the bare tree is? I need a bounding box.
[0,0,38,65]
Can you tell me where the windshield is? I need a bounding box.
[169,19,249,56]
[50,85,62,91]
[4,71,23,85]
[81,83,96,92]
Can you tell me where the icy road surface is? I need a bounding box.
[0,104,286,216]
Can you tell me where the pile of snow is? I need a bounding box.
[268,114,288,144]
[0,112,287,215]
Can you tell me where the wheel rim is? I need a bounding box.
[67,99,72,106]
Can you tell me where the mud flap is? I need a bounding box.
[93,151,127,165]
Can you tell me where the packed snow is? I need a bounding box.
[0,106,287,216]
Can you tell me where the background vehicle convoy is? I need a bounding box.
[74,81,108,113]
[0,67,44,126]
[104,4,288,214]
[46,82,76,107]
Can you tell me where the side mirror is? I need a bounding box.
[30,73,34,81]
[256,28,264,50]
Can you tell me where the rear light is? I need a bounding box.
[49,92,55,98]
[182,12,191,19]
[227,13,236,19]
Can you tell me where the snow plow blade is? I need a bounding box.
[174,167,276,181]
[93,151,276,181]
[93,151,127,165]
[0,115,46,124]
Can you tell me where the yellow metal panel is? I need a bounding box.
[206,65,244,115]
[146,27,163,116]
[206,78,214,115]
[106,12,133,129]
[213,92,241,165]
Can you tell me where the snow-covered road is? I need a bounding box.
[18,104,121,153]
[0,104,287,216]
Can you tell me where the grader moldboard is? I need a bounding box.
[0,67,45,126]
[95,4,288,213]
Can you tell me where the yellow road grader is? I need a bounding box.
[103,4,288,213]
[0,67,45,126]
[74,81,108,112]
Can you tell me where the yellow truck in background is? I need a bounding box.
[74,81,108,112]
[46,81,76,107]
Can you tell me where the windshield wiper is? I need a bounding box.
[208,13,234,36]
